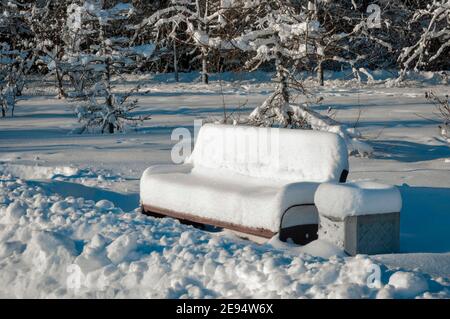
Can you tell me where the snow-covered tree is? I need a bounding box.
[214,0,373,155]
[135,0,236,84]
[64,0,154,134]
[133,5,184,81]
[397,0,450,82]
[310,0,397,85]
[29,0,73,99]
[0,44,18,117]
[208,0,319,128]
[0,0,33,117]
[426,91,450,141]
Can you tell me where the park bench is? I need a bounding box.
[140,124,349,245]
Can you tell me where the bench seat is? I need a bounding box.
[141,164,320,234]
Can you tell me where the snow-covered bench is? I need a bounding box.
[140,124,349,244]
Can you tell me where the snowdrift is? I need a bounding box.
[1,176,449,298]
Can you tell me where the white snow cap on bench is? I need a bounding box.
[186,124,349,183]
[314,182,402,219]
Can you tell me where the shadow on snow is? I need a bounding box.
[29,180,139,212]
[371,139,450,162]
[400,185,450,253]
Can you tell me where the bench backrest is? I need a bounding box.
[188,124,349,183]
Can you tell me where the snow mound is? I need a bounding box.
[95,200,115,211]
[0,176,449,298]
[0,164,80,180]
[1,201,27,224]
[315,182,402,219]
[388,271,429,298]
[106,233,138,265]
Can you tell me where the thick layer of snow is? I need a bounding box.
[141,124,348,232]
[188,124,349,183]
[1,176,449,298]
[314,182,402,219]
[141,165,319,232]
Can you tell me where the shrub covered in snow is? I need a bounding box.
[63,1,153,134]
[29,0,75,99]
[0,47,30,118]
[0,0,35,118]
[426,91,450,142]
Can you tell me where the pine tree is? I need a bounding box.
[214,0,318,128]
[64,0,153,134]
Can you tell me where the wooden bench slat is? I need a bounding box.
[142,204,276,239]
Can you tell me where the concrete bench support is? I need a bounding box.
[319,212,400,256]
[315,182,402,256]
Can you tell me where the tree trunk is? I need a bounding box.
[201,48,208,85]
[108,122,114,134]
[105,58,114,134]
[318,61,324,86]
[173,41,179,83]
[56,68,66,99]
[276,56,289,104]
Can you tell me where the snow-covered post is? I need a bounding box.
[54,47,67,99]
[104,57,114,135]
[315,182,402,255]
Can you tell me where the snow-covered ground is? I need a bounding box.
[0,72,449,298]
